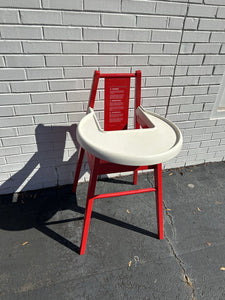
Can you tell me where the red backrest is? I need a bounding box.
[88,71,141,131]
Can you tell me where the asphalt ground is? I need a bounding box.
[0,162,225,300]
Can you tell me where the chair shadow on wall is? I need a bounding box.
[0,123,84,254]
[0,123,157,255]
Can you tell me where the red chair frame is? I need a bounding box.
[73,71,163,255]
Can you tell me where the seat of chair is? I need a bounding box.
[77,106,183,166]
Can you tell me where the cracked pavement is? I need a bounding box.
[0,162,225,299]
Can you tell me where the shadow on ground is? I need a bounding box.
[1,162,225,300]
[0,176,158,256]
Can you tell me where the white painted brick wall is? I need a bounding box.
[184,18,199,30]
[0,69,26,81]
[99,42,131,54]
[62,42,98,54]
[0,41,22,53]
[6,55,45,67]
[122,0,155,14]
[23,41,62,54]
[210,32,225,42]
[11,81,48,93]
[84,0,120,12]
[49,79,84,91]
[149,55,177,65]
[156,1,187,16]
[102,13,136,27]
[0,25,43,39]
[1,0,225,195]
[27,68,63,80]
[217,7,225,18]
[0,9,20,23]
[45,55,82,67]
[84,28,118,41]
[14,104,50,115]
[152,30,182,42]
[182,31,210,42]
[137,16,168,29]
[188,4,217,17]
[43,26,82,41]
[199,19,225,31]
[119,29,150,41]
[20,10,62,25]
[42,0,82,10]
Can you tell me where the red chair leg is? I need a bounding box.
[154,164,163,240]
[80,159,98,255]
[133,170,138,185]
[72,147,85,193]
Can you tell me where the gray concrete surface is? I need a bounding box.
[0,162,225,300]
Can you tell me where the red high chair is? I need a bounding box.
[73,70,182,255]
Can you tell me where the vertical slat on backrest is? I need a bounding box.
[135,70,142,129]
[104,77,131,131]
[88,70,100,110]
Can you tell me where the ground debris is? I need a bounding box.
[188,184,195,189]
[22,242,29,246]
[216,201,222,205]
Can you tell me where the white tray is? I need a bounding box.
[77,106,183,166]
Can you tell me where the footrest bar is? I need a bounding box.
[93,187,156,200]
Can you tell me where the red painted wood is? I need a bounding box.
[135,70,141,130]
[88,70,100,109]
[104,77,130,131]
[100,73,135,78]
[133,170,138,185]
[72,70,165,255]
[80,158,99,255]
[93,187,157,200]
[154,163,163,240]
[133,70,142,182]
[88,154,154,175]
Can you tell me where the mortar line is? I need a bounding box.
[165,0,190,118]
